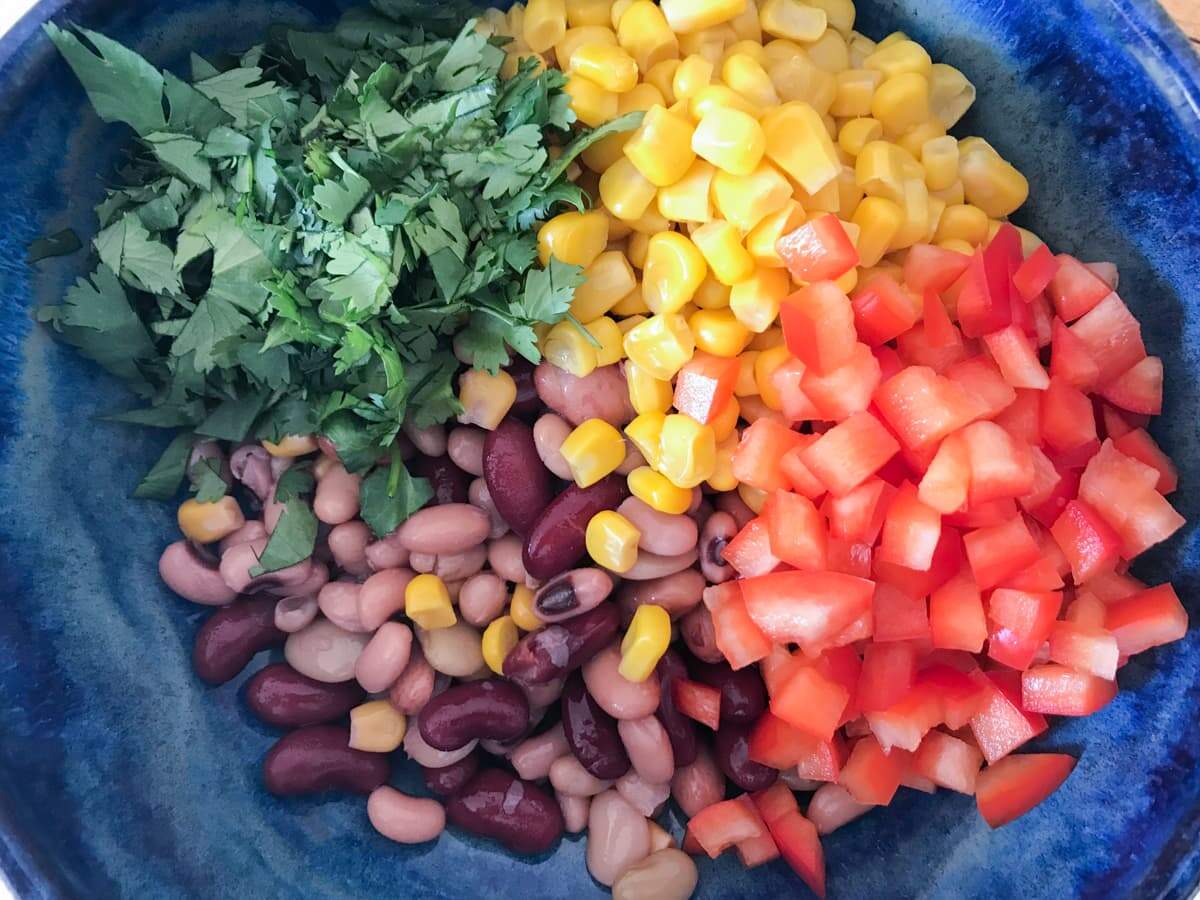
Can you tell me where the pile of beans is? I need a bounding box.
[161,358,778,899]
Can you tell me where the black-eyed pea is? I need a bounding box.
[533,413,574,479]
[349,700,408,752]
[285,618,370,683]
[582,643,661,719]
[219,520,267,555]
[159,541,237,607]
[404,422,448,457]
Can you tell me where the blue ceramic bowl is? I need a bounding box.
[1,1,1199,897]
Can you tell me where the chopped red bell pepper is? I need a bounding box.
[912,729,984,794]
[1104,583,1188,656]
[777,213,860,283]
[1020,664,1117,716]
[986,587,1061,670]
[852,275,921,346]
[703,582,773,670]
[800,411,901,496]
[672,678,722,730]
[764,489,828,571]
[780,281,859,375]
[673,351,740,424]
[1049,499,1122,584]
[839,734,904,805]
[1012,243,1060,302]
[770,665,850,741]
[740,570,876,652]
[975,752,1076,827]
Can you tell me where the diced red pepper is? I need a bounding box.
[778,433,826,499]
[1099,355,1163,415]
[1030,292,1055,348]
[1047,254,1111,321]
[672,678,722,730]
[875,366,987,450]
[963,514,1041,590]
[917,432,970,515]
[703,582,773,670]
[750,712,844,782]
[877,482,942,571]
[1083,569,1147,602]
[770,357,824,422]
[993,387,1042,446]
[960,420,1036,505]
[957,251,1012,338]
[732,418,806,493]
[741,570,875,652]
[1078,440,1183,558]
[799,342,881,421]
[760,645,807,696]
[1020,664,1117,716]
[1104,583,1188,657]
[1000,555,1065,592]
[1068,293,1146,385]
[824,477,893,543]
[852,275,921,346]
[839,734,904,805]
[688,797,767,858]
[904,243,973,295]
[917,662,989,729]
[771,665,850,741]
[1111,428,1177,494]
[818,645,863,725]
[752,780,799,825]
[733,794,781,868]
[1047,620,1119,680]
[1050,316,1100,388]
[766,810,827,898]
[983,324,1050,390]
[874,523,963,599]
[975,753,1076,828]
[778,214,860,283]
[1022,457,1077,528]
[858,640,918,713]
[780,281,859,375]
[912,729,984,794]
[722,516,781,577]
[1049,500,1122,583]
[1012,243,1060,302]
[825,539,874,579]
[672,351,740,424]
[800,411,900,496]
[1065,590,1108,629]
[929,571,988,652]
[968,669,1048,764]
[865,682,943,752]
[763,490,827,571]
[986,588,1061,670]
[1041,377,1098,452]
[945,355,1017,419]
[923,288,960,348]
[871,584,930,643]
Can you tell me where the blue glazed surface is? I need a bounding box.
[0,0,1198,897]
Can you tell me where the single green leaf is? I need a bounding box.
[359,462,433,538]
[517,257,584,324]
[27,229,82,263]
[94,213,183,296]
[145,132,212,190]
[195,391,267,441]
[250,498,318,574]
[132,432,194,500]
[189,457,229,502]
[320,410,382,474]
[273,464,315,502]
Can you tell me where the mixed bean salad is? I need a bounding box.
[37,0,1189,896]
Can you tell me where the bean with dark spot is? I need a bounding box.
[687,659,767,724]
[423,751,481,798]
[503,603,620,686]
[193,597,285,685]
[418,679,530,751]
[653,650,698,768]
[410,454,470,505]
[244,662,364,728]
[699,511,737,584]
[263,724,390,796]
[447,769,564,855]
[484,418,554,537]
[523,476,628,580]
[713,723,777,792]
[535,568,614,623]
[561,673,631,780]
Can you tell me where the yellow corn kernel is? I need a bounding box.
[581,131,632,174]
[959,144,1029,218]
[894,118,946,160]
[645,59,682,105]
[570,43,639,93]
[875,30,910,50]
[625,411,666,466]
[643,232,708,314]
[851,194,904,267]
[619,604,672,682]
[855,139,905,202]
[728,0,763,39]
[830,68,882,118]
[619,83,668,118]
[607,211,634,240]
[693,273,733,309]
[707,434,740,490]
[600,157,657,222]
[934,203,989,245]
[805,28,850,71]
[921,134,959,192]
[626,361,674,415]
[833,264,859,294]
[626,207,673,235]
[689,84,762,120]
[762,37,802,65]
[924,194,947,243]
[760,101,840,195]
[349,701,408,753]
[525,0,568,52]
[628,466,693,514]
[565,73,619,127]
[481,7,509,32]
[928,179,965,206]
[506,585,539,632]
[509,1,528,35]
[847,30,877,66]
[262,434,318,457]
[738,482,768,513]
[760,0,827,41]
[538,210,609,267]
[690,220,756,286]
[768,53,836,113]
[584,316,625,366]
[543,320,600,377]
[617,1,679,72]
[405,574,457,630]
[556,25,618,68]
[586,510,641,573]
[745,200,806,268]
[661,0,746,34]
[623,313,695,379]
[561,418,627,487]
[722,53,780,108]
[835,164,865,218]
[711,161,792,233]
[753,342,791,408]
[929,62,976,129]
[626,231,650,268]
[691,109,766,179]
[677,28,728,67]
[864,38,931,79]
[572,251,638,321]
[870,72,930,136]
[673,54,715,102]
[612,285,652,316]
[937,237,973,256]
[654,163,712,226]
[794,173,841,214]
[177,496,245,544]
[624,106,696,187]
[724,38,767,66]
[807,0,854,34]
[890,177,930,251]
[690,306,751,357]
[457,368,517,430]
[480,615,521,674]
[568,0,613,26]
[611,0,636,28]
[729,266,790,332]
[734,350,760,395]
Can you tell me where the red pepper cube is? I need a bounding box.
[779,434,826,499]
[733,795,780,868]
[929,572,988,653]
[777,213,859,283]
[1068,293,1147,385]
[851,275,921,346]
[753,781,800,825]
[857,640,918,713]
[741,570,875,653]
[1079,440,1184,558]
[1104,583,1189,657]
[800,342,882,421]
[764,489,827,571]
[800,411,900,496]
[688,797,767,858]
[780,281,858,374]
[917,432,970,515]
[975,753,1076,828]
[721,516,781,578]
[903,243,972,295]
[877,482,942,572]
[770,665,850,741]
[983,324,1050,390]
[1012,243,1061,302]
[702,582,772,670]
[945,355,1017,419]
[960,420,1036,505]
[1049,316,1101,388]
[1047,620,1120,681]
[986,588,1062,670]
[963,515,1042,590]
[912,730,984,795]
[767,810,827,899]
[1020,663,1117,716]
[1041,377,1098,452]
[968,669,1048,764]
[1050,499,1122,584]
[1099,355,1163,416]
[732,418,805,493]
[824,477,893,543]
[673,351,740,424]
[1047,254,1112,321]
[672,678,722,730]
[875,366,987,451]
[957,251,1013,338]
[922,288,959,348]
[1111,428,1177,494]
[839,734,903,806]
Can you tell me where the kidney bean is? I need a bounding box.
[410,454,470,506]
[284,618,370,683]
[368,786,446,844]
[275,595,319,633]
[561,673,630,780]
[468,478,509,540]
[808,782,872,835]
[558,792,590,833]
[433,545,488,582]
[483,418,554,538]
[524,475,628,580]
[653,649,698,768]
[418,679,529,751]
[263,724,389,796]
[535,362,635,428]
[190,440,232,483]
[714,722,777,792]
[615,771,670,818]
[231,444,275,502]
[193,597,284,685]
[404,422,447,457]
[531,413,574,480]
[617,570,705,625]
[417,623,485,678]
[617,717,675,785]
[313,463,361,525]
[364,531,410,571]
[487,534,527,583]
[511,722,571,781]
[715,491,756,530]
[159,541,238,606]
[447,769,564,855]
[688,659,767,724]
[244,662,364,728]
[327,521,372,577]
[452,576,502,630]
[620,549,699,581]
[423,751,480,797]
[317,580,368,633]
[357,568,414,631]
[586,789,651,887]
[397,504,490,555]
[404,724,478,768]
[388,643,436,715]
[670,745,724,817]
[680,605,723,664]
[583,644,661,720]
[447,426,486,477]
[507,357,542,420]
[504,603,620,686]
[534,568,615,623]
[617,498,699,557]
[354,622,413,693]
[613,849,699,900]
[219,538,315,595]
[549,755,613,797]
[219,520,268,555]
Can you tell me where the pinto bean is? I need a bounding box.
[549,755,613,797]
[447,769,565,855]
[523,475,628,580]
[193,597,284,685]
[468,478,510,540]
[617,570,705,624]
[561,673,630,780]
[617,498,699,557]
[416,623,485,678]
[354,622,414,694]
[617,717,675,785]
[410,552,436,574]
[535,362,634,427]
[364,531,410,571]
[519,676,565,709]
[422,751,480,798]
[713,722,777,792]
[615,771,670,817]
[699,511,737,584]
[368,786,446,844]
[613,849,699,900]
[670,745,725,817]
[534,568,615,623]
[418,680,529,751]
[327,521,372,577]
[288,559,330,599]
[688,659,767,724]
[275,594,319,633]
[483,418,554,537]
[619,549,699,581]
[680,606,723,663]
[459,573,509,627]
[586,790,651,887]
[388,643,436,715]
[263,725,389,796]
[244,662,364,727]
[511,722,571,781]
[313,463,361,525]
[583,644,661,720]
[317,580,368,632]
[397,504,490,555]
[411,454,470,506]
[532,413,574,480]
[159,541,238,606]
[358,567,414,631]
[653,649,698,768]
[404,724,478,768]
[558,792,591,833]
[433,544,488,582]
[503,603,620,686]
[284,618,370,683]
[615,444,646,476]
[487,534,527,583]
[404,422,447,457]
[447,426,487,477]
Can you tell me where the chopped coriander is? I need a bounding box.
[189,458,229,503]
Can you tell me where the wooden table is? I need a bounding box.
[1161,0,1200,45]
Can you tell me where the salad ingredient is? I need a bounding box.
[192,595,285,684]
[263,724,390,796]
[446,769,565,854]
[245,662,366,728]
[368,786,448,845]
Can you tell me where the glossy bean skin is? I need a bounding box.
[458,573,508,627]
[483,418,554,537]
[519,677,565,710]
[586,790,651,887]
[503,603,620,686]
[357,568,414,631]
[417,623,485,678]
[699,511,737,584]
[583,644,661,720]
[615,445,646,476]
[244,663,365,728]
[327,521,372,577]
[447,769,565,855]
[318,580,368,632]
[561,674,631,780]
[713,722,778,792]
[507,358,542,420]
[617,498,699,557]
[313,464,361,525]
[654,650,698,768]
[468,479,510,540]
[619,549,698,581]
[558,792,590,833]
[617,571,706,625]
[523,475,628,580]
[418,680,530,751]
[410,454,470,505]
[447,426,486,477]
[511,723,571,781]
[433,545,489,582]
[615,771,670,817]
[534,568,615,623]
[422,751,480,797]
[404,725,478,768]
[355,622,414,694]
[534,362,635,428]
[549,755,613,797]
[680,605,724,664]
[405,423,448,458]
[275,594,319,633]
[688,659,767,724]
[263,725,389,796]
[670,745,725,817]
[613,849,699,900]
[364,531,410,571]
[368,786,446,844]
[388,643,437,715]
[284,618,371,683]
[397,504,490,555]
[159,541,238,606]
[617,716,675,785]
[219,520,268,555]
[230,444,275,502]
[487,534,527,583]
[532,414,574,480]
[219,538,315,596]
[715,491,755,530]
[193,597,285,685]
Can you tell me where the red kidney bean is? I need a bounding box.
[561,673,631,780]
[410,454,470,505]
[670,744,724,817]
[713,722,777,792]
[193,597,285,685]
[263,724,390,796]
[653,649,698,768]
[483,418,554,538]
[534,568,614,623]
[617,570,705,625]
[680,605,723,664]
[244,662,365,728]
[388,643,437,715]
[397,504,491,555]
[535,362,634,427]
[159,541,238,606]
[616,498,699,557]
[523,475,628,580]
[699,511,737,584]
[507,357,542,420]
[405,726,477,768]
[503,603,620,685]
[423,751,480,797]
[687,659,767,724]
[418,679,530,751]
[511,722,571,781]
[446,769,564,855]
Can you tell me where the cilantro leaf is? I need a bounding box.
[132,432,195,500]
[28,229,82,263]
[359,461,433,538]
[274,464,315,502]
[189,457,229,502]
[517,257,584,324]
[250,499,318,575]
